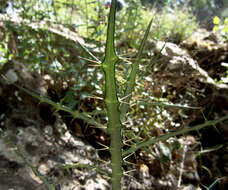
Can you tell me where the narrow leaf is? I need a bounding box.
[137,100,201,109]
[13,83,106,129]
[123,115,228,156]
[120,18,153,122]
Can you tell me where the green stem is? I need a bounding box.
[123,115,228,157]
[102,0,123,189]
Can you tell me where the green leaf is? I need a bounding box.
[120,18,154,122]
[213,16,220,25]
[11,83,105,130]
[123,115,228,157]
[224,18,228,25]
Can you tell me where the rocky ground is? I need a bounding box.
[0,18,228,190]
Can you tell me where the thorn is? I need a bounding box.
[96,141,109,150]
[123,159,136,166]
[119,93,131,102]
[123,152,135,161]
[90,125,107,129]
[97,157,110,165]
[86,95,103,100]
[78,56,101,64]
[123,170,136,178]
[124,169,137,175]
[88,64,102,67]
[123,139,134,146]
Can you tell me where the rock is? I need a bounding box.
[181,28,228,83]
[149,39,228,126]
[0,60,111,190]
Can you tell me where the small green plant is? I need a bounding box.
[152,4,198,43]
[213,16,228,40]
[0,41,13,69]
[213,16,228,84]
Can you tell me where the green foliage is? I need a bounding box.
[151,5,198,43]
[1,21,102,107]
[213,16,228,84]
[213,16,228,39]
[12,0,54,20]
[0,42,11,68]
[5,0,198,47]
[114,2,198,46]
[0,30,13,68]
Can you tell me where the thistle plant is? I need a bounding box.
[101,0,154,188]
[2,0,228,190]
[100,0,228,189]
[99,0,228,189]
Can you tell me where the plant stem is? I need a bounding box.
[102,0,123,189]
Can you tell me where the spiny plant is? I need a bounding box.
[1,0,228,190]
[99,1,228,188]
